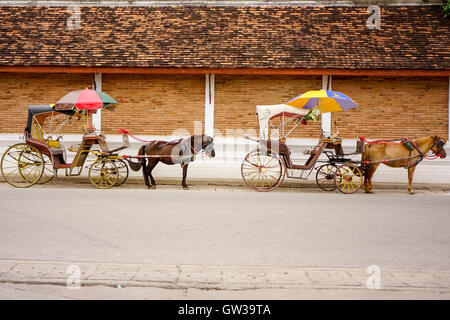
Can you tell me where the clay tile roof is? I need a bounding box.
[0,5,449,70]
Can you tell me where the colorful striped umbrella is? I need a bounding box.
[54,89,117,111]
[286,90,358,113]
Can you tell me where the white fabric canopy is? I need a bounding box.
[256,104,308,140]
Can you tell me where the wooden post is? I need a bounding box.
[205,74,215,137]
[322,75,332,136]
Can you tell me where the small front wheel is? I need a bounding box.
[88,158,118,189]
[334,164,363,194]
[316,164,338,191]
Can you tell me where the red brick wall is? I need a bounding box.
[332,76,449,139]
[214,75,322,138]
[102,74,204,135]
[0,73,92,133]
[0,73,448,140]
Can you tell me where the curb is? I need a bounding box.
[1,177,450,192]
[1,260,449,292]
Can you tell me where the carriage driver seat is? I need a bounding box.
[97,132,130,154]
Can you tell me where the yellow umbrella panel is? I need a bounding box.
[287,90,358,113]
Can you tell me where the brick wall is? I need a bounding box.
[214,75,322,138]
[332,76,449,139]
[101,74,205,136]
[0,73,448,140]
[0,73,92,133]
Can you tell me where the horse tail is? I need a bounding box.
[360,144,372,176]
[127,144,146,171]
[139,144,146,169]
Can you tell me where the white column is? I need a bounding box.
[321,75,331,136]
[92,73,102,133]
[204,74,215,137]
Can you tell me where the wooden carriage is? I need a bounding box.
[1,105,129,189]
[241,104,365,193]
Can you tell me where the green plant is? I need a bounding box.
[444,0,450,18]
[423,0,450,18]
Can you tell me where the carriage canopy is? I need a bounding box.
[25,105,80,138]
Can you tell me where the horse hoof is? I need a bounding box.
[365,190,374,194]
[183,186,189,190]
[148,185,156,189]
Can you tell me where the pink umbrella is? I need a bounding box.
[54,89,103,111]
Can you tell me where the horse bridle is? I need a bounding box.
[431,136,445,155]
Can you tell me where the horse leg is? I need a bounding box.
[142,163,150,187]
[407,166,417,194]
[363,166,369,192]
[365,163,379,193]
[147,159,159,189]
[182,164,189,189]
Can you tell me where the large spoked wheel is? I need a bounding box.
[241,149,285,192]
[38,154,55,185]
[88,158,118,189]
[113,159,129,186]
[334,164,363,194]
[1,143,44,188]
[315,164,338,191]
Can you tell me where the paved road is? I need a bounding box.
[0,184,449,271]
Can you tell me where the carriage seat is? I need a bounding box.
[291,142,327,170]
[97,133,129,154]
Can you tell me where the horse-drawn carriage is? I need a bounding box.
[0,90,130,189]
[241,103,367,193]
[0,89,215,190]
[241,90,447,193]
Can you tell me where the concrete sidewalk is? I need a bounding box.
[5,175,449,194]
[1,260,449,293]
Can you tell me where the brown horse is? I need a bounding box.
[129,135,215,189]
[362,135,447,194]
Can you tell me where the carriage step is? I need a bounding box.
[286,168,309,179]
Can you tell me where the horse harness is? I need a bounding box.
[156,138,197,167]
[403,139,424,169]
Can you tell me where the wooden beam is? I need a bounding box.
[0,66,448,76]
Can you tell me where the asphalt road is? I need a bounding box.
[0,184,449,270]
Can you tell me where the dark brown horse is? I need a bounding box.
[362,135,447,194]
[129,135,215,189]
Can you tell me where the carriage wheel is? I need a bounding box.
[1,143,44,188]
[241,149,285,192]
[88,158,118,189]
[38,154,55,185]
[315,164,338,191]
[113,159,129,186]
[334,164,363,194]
